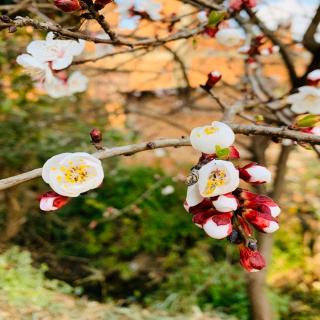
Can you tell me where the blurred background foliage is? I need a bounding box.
[0,23,320,320]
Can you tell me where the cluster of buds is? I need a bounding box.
[54,0,112,12]
[229,0,256,11]
[239,35,279,68]
[184,121,281,272]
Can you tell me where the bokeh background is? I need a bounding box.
[0,0,320,319]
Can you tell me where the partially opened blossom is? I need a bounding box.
[27,32,85,70]
[43,71,88,98]
[215,28,243,47]
[239,163,272,184]
[42,152,104,197]
[287,86,320,115]
[115,0,161,30]
[242,208,279,233]
[198,160,240,197]
[39,191,70,211]
[202,212,233,239]
[212,193,238,212]
[190,121,235,154]
[239,245,266,272]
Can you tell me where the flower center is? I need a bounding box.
[204,168,227,195]
[305,94,317,104]
[61,164,89,184]
[204,126,219,135]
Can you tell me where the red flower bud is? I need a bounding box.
[203,26,219,38]
[192,208,216,227]
[300,127,320,135]
[229,0,256,11]
[39,191,70,211]
[90,128,102,143]
[54,0,81,12]
[186,198,213,215]
[205,71,222,88]
[94,0,113,10]
[242,208,279,233]
[239,245,266,272]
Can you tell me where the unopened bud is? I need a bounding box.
[94,0,113,10]
[90,128,102,143]
[54,0,81,12]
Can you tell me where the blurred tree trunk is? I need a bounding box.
[248,137,293,320]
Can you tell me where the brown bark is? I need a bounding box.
[247,137,293,320]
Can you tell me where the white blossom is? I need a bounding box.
[27,32,85,70]
[42,152,104,197]
[115,0,162,30]
[287,86,320,114]
[190,121,235,154]
[215,28,243,47]
[198,160,240,197]
[212,193,238,212]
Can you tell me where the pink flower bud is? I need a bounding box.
[202,212,233,239]
[242,208,279,233]
[237,215,253,236]
[54,0,81,12]
[90,128,102,143]
[212,193,239,212]
[239,163,272,184]
[39,191,70,211]
[229,146,240,159]
[204,71,222,89]
[239,245,266,272]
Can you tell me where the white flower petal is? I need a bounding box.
[186,183,204,207]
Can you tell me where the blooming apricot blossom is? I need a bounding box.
[42,152,104,197]
[190,121,235,154]
[287,86,320,115]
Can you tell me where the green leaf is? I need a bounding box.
[296,114,320,127]
[215,145,230,159]
[207,11,226,27]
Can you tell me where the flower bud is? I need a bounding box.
[212,193,238,212]
[237,190,281,218]
[203,26,219,38]
[239,163,272,184]
[239,245,266,272]
[204,71,222,89]
[187,198,213,215]
[242,208,279,233]
[307,69,320,86]
[192,208,216,228]
[39,191,70,211]
[54,0,81,12]
[300,127,320,136]
[202,212,233,239]
[90,128,102,143]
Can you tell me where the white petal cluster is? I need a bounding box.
[215,28,243,47]
[16,32,87,98]
[190,121,235,154]
[42,152,104,197]
[115,0,162,30]
[287,86,320,115]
